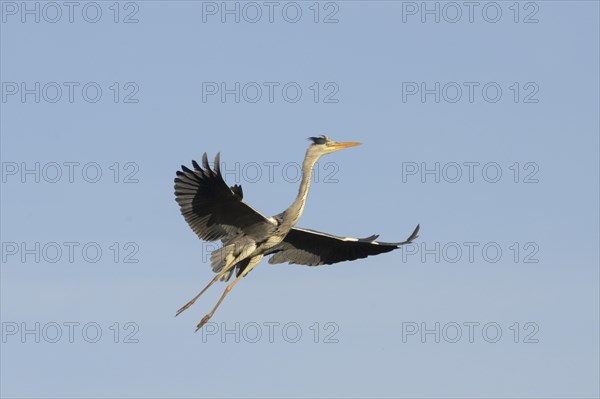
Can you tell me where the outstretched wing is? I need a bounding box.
[174,153,272,242]
[266,224,420,266]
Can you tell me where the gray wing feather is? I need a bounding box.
[174,153,272,242]
[266,225,420,266]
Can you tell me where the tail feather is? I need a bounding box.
[210,245,236,273]
[219,257,251,282]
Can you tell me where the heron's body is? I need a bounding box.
[174,136,419,331]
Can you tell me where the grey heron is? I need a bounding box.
[174,135,420,331]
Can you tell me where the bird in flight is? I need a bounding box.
[174,135,420,331]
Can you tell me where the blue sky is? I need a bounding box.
[1,1,599,398]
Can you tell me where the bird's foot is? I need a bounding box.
[175,300,196,317]
[195,315,212,332]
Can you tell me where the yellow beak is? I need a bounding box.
[332,141,362,150]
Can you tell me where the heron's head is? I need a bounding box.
[307,135,361,156]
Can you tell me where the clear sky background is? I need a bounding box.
[1,1,599,398]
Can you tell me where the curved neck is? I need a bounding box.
[280,149,320,229]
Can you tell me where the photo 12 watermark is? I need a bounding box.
[213,160,340,185]
[200,1,340,24]
[401,321,540,343]
[1,241,140,264]
[398,241,540,264]
[199,321,340,344]
[2,321,140,343]
[1,1,140,24]
[400,2,540,24]
[1,82,140,104]
[201,81,339,104]
[1,162,140,184]
[400,161,540,184]
[401,82,540,104]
